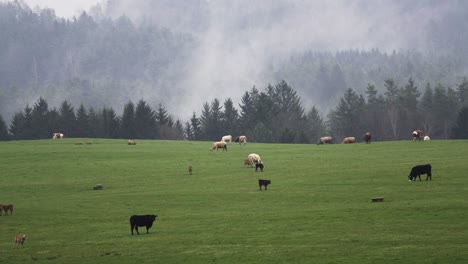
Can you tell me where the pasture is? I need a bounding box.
[1,139,468,263]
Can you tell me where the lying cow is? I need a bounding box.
[130,214,158,235]
[128,140,137,145]
[52,133,64,139]
[258,179,271,190]
[317,136,333,145]
[210,141,227,151]
[342,137,356,144]
[408,164,432,181]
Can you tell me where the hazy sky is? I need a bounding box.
[21,0,101,17]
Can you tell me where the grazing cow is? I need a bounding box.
[15,234,27,247]
[342,137,356,144]
[52,133,64,139]
[317,136,333,145]
[408,164,432,181]
[1,204,13,215]
[412,130,423,141]
[128,140,137,145]
[255,163,264,172]
[424,136,430,141]
[221,135,232,144]
[258,179,271,190]
[93,184,103,190]
[248,153,261,167]
[363,132,372,144]
[130,215,158,235]
[188,165,193,175]
[234,135,247,145]
[210,141,227,151]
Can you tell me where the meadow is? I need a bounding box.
[0,138,467,264]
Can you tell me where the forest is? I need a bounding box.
[1,78,467,142]
[1,1,468,142]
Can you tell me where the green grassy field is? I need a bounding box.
[0,139,467,263]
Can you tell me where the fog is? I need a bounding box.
[100,0,459,118]
[2,0,466,121]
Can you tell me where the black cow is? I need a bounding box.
[130,215,157,235]
[255,163,264,172]
[408,164,432,181]
[258,179,271,190]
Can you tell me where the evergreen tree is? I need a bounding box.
[305,106,327,143]
[87,107,100,138]
[364,84,386,140]
[31,97,50,139]
[328,88,365,140]
[156,104,171,139]
[9,112,25,140]
[399,78,421,137]
[172,119,185,140]
[120,101,136,139]
[419,83,435,137]
[199,102,211,140]
[48,108,60,137]
[222,98,239,137]
[58,100,76,137]
[0,114,9,140]
[456,77,468,107]
[238,86,259,134]
[189,112,201,140]
[75,104,90,137]
[134,99,156,139]
[451,106,468,139]
[101,107,120,138]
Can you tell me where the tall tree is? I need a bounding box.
[134,99,156,139]
[451,106,468,139]
[75,104,91,137]
[305,106,327,143]
[328,88,365,140]
[222,98,239,136]
[0,114,9,140]
[58,100,76,137]
[101,107,120,138]
[189,112,201,140]
[399,78,421,135]
[384,79,401,140]
[364,84,386,140]
[419,83,435,137]
[120,101,136,139]
[31,97,50,139]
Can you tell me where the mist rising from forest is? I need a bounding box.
[101,0,461,117]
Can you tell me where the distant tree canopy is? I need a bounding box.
[2,79,468,142]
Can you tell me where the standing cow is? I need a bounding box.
[363,132,372,144]
[317,136,333,145]
[408,164,432,181]
[412,130,423,141]
[234,135,247,145]
[130,215,158,235]
[342,137,356,144]
[52,133,64,139]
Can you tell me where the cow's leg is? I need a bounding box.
[265,185,268,190]
[131,224,135,235]
[135,226,140,235]
[146,225,150,234]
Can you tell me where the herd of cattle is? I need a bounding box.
[11,130,432,242]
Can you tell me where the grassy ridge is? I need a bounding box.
[0,139,467,263]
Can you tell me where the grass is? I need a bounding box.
[0,138,467,263]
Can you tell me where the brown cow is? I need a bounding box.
[2,204,13,215]
[363,132,372,144]
[412,130,423,141]
[188,165,193,175]
[234,135,247,145]
[244,159,253,167]
[128,140,137,145]
[15,234,27,247]
[342,137,356,144]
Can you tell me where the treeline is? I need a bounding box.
[1,79,468,142]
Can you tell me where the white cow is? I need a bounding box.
[247,153,262,167]
[423,136,430,141]
[221,135,232,144]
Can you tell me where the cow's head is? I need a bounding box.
[149,215,157,222]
